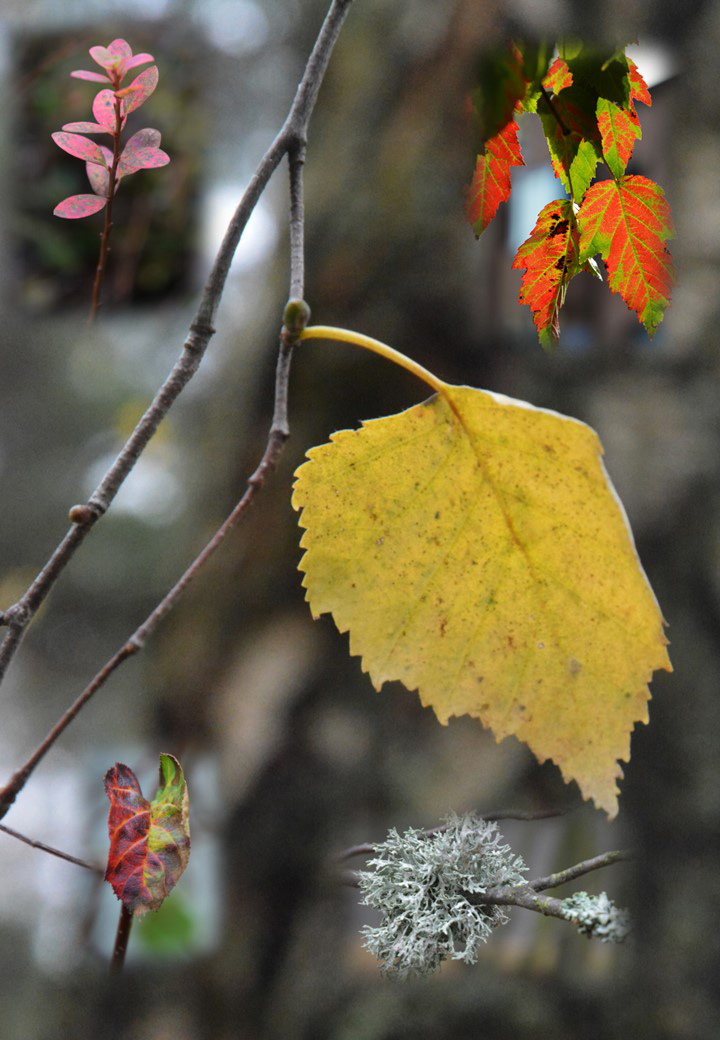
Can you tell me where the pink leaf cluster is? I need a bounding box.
[52,39,169,220]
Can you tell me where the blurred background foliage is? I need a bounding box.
[0,0,719,1038]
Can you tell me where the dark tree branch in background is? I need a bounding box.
[0,0,354,820]
[0,822,102,873]
[336,805,577,862]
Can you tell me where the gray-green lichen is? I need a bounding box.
[357,813,527,978]
[559,890,631,943]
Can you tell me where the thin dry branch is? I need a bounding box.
[0,0,354,819]
[0,822,102,873]
[340,847,632,924]
[335,805,577,862]
[0,0,353,692]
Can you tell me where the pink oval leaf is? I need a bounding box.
[125,128,162,150]
[121,66,158,116]
[71,70,111,83]
[92,89,118,130]
[54,194,107,219]
[62,121,109,133]
[86,161,110,196]
[119,145,170,177]
[52,131,107,166]
[104,754,190,917]
[89,46,116,70]
[124,53,155,72]
[107,39,133,59]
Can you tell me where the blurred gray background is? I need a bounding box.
[0,0,718,1037]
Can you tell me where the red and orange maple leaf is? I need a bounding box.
[577,174,674,335]
[512,199,581,347]
[466,119,525,236]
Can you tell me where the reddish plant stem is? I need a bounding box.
[88,91,123,324]
[110,905,133,974]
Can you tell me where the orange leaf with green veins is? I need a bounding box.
[294,337,671,817]
[512,199,581,348]
[577,174,674,334]
[466,120,525,236]
[596,97,641,178]
[104,754,190,916]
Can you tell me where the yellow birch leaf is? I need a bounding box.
[293,373,671,817]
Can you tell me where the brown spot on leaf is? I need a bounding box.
[549,219,569,237]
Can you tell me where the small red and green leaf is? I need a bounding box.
[512,199,581,347]
[577,174,674,335]
[104,753,190,917]
[466,119,525,236]
[542,57,573,95]
[596,97,641,178]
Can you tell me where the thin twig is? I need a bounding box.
[0,330,297,818]
[0,0,354,692]
[0,822,102,873]
[476,849,631,922]
[335,806,576,862]
[529,848,634,892]
[288,140,307,300]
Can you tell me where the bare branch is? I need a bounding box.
[288,142,307,300]
[476,885,575,923]
[340,847,632,927]
[335,805,577,862]
[529,848,634,892]
[0,0,354,691]
[0,324,301,818]
[0,822,102,874]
